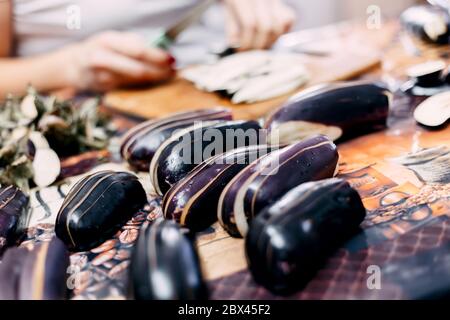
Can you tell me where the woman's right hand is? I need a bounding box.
[63,31,175,91]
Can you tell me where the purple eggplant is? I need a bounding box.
[401,5,450,44]
[0,185,29,256]
[121,108,232,172]
[149,120,263,196]
[0,237,70,300]
[163,145,277,232]
[218,135,339,238]
[55,171,147,252]
[264,81,391,145]
[246,178,366,295]
[129,219,208,300]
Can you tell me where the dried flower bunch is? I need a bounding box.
[0,88,115,190]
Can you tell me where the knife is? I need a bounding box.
[152,0,217,49]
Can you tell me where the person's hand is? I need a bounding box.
[63,31,175,91]
[224,0,295,50]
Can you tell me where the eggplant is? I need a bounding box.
[0,237,70,300]
[264,81,391,145]
[120,108,232,171]
[406,60,447,88]
[163,145,277,232]
[0,185,29,255]
[401,5,450,44]
[128,219,208,300]
[218,135,339,238]
[55,171,147,252]
[246,178,366,295]
[414,91,450,127]
[150,120,263,196]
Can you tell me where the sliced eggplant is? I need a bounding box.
[401,5,450,44]
[163,145,277,232]
[406,60,447,88]
[32,148,61,188]
[0,185,29,255]
[218,135,339,238]
[128,219,208,300]
[231,65,309,104]
[245,178,366,295]
[19,94,38,123]
[414,91,450,127]
[184,51,271,92]
[120,108,232,171]
[0,237,70,300]
[55,171,147,252]
[149,120,263,196]
[265,81,391,145]
[18,131,62,188]
[29,131,51,149]
[181,51,310,104]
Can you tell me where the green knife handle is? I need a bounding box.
[151,33,172,50]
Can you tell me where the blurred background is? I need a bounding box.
[292,0,418,29]
[172,0,425,65]
[202,0,421,30]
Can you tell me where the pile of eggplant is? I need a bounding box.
[115,80,378,296]
[218,135,339,238]
[2,79,380,300]
[121,81,391,173]
[163,144,277,232]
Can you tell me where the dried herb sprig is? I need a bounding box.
[0,88,116,190]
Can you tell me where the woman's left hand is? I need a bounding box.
[224,0,296,50]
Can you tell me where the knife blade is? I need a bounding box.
[152,0,216,49]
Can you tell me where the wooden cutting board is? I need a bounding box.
[104,22,398,120]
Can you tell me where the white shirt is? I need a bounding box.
[13,0,203,57]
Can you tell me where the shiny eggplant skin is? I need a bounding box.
[150,120,263,196]
[401,5,450,44]
[265,81,391,143]
[218,135,339,238]
[121,108,232,171]
[129,219,208,300]
[246,178,366,295]
[55,171,147,252]
[163,145,277,232]
[0,185,29,255]
[0,237,70,300]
